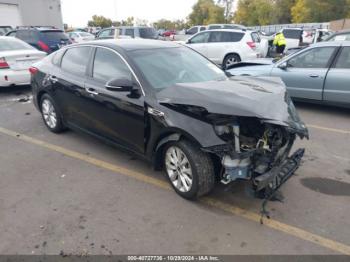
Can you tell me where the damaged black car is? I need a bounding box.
[31,40,309,200]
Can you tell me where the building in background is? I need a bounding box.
[0,0,63,29]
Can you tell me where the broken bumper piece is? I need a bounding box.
[254,148,305,194]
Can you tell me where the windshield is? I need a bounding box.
[130,46,227,90]
[0,38,34,51]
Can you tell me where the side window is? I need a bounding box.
[335,47,350,69]
[61,47,91,75]
[209,31,223,42]
[190,32,210,44]
[200,27,206,32]
[187,27,197,35]
[330,34,350,41]
[93,48,132,82]
[222,32,244,42]
[287,47,336,68]
[251,32,261,43]
[52,49,66,66]
[125,29,134,38]
[98,29,111,38]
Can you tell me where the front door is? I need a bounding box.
[83,47,145,154]
[271,46,337,100]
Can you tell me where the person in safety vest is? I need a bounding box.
[273,32,287,55]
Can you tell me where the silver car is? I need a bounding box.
[227,41,350,108]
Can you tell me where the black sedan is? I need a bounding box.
[30,40,308,200]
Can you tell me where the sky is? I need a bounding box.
[61,0,198,27]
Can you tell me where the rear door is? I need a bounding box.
[271,46,337,100]
[51,46,93,126]
[186,31,210,58]
[323,46,350,105]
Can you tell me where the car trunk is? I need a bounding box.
[2,50,46,70]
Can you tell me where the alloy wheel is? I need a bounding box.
[165,146,193,193]
[41,99,57,129]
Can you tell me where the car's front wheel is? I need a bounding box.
[164,140,215,200]
[40,94,65,133]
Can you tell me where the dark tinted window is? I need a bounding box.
[287,47,336,68]
[209,31,244,42]
[125,29,134,38]
[283,29,303,39]
[335,47,350,69]
[16,30,38,42]
[139,28,157,39]
[93,48,131,82]
[187,27,198,35]
[200,27,206,31]
[40,31,69,41]
[61,47,91,75]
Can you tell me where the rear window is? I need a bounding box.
[16,30,38,42]
[283,29,303,39]
[40,31,69,41]
[139,28,157,39]
[0,38,34,51]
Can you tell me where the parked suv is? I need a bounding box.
[6,27,70,54]
[185,29,264,69]
[96,26,158,40]
[185,25,207,35]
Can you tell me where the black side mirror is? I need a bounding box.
[105,78,134,92]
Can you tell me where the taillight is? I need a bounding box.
[246,41,256,49]
[29,67,39,75]
[38,41,50,52]
[0,57,9,69]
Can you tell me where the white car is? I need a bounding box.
[68,31,95,43]
[185,29,263,69]
[281,28,303,50]
[0,36,46,87]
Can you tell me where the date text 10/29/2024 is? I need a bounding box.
[127,256,220,261]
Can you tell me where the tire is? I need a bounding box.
[223,54,241,70]
[163,140,215,200]
[40,94,65,133]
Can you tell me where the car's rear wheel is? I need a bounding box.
[40,94,64,133]
[223,54,241,69]
[164,140,215,200]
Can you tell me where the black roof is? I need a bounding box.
[83,39,180,51]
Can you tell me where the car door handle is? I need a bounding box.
[48,75,58,83]
[309,74,320,78]
[85,87,99,95]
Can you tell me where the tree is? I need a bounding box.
[153,19,188,30]
[217,0,235,22]
[274,0,296,24]
[234,0,276,26]
[292,0,349,23]
[87,15,112,28]
[188,0,225,26]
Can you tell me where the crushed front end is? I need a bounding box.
[204,116,308,198]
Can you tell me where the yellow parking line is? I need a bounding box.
[0,126,350,255]
[308,124,350,135]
